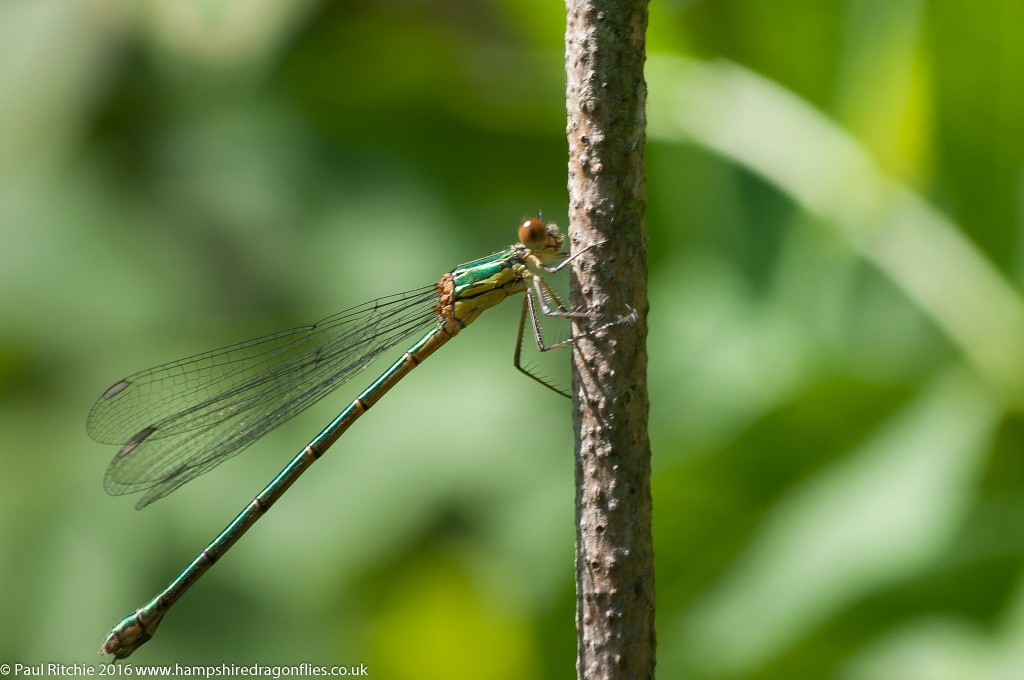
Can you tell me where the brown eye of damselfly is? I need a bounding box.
[518,217,548,249]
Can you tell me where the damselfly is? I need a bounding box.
[89,218,629,659]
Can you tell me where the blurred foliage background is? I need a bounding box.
[2,0,1024,678]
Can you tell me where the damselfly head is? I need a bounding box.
[518,217,563,254]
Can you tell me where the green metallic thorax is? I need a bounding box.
[446,245,531,327]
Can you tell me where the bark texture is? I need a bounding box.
[565,1,653,679]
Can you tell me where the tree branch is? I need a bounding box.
[565,1,653,679]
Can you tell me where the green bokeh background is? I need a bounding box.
[3,1,1024,678]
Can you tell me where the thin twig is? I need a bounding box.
[565,1,654,678]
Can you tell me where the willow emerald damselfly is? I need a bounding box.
[89,217,631,658]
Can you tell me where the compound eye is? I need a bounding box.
[518,217,548,248]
